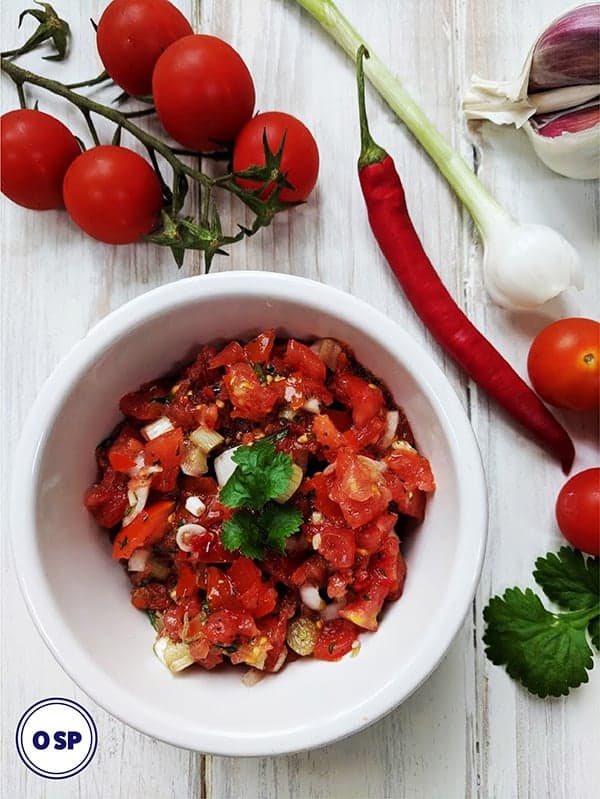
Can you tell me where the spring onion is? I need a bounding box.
[293,0,582,310]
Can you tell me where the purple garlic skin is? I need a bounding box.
[534,103,600,136]
[529,4,600,91]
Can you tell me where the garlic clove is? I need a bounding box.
[524,112,600,180]
[533,103,600,136]
[483,218,583,310]
[529,4,600,91]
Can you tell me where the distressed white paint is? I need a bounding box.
[1,1,598,797]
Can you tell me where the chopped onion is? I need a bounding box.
[357,454,387,472]
[176,523,207,552]
[271,649,288,672]
[302,397,321,414]
[279,405,297,421]
[153,636,194,672]
[141,416,174,441]
[214,446,239,487]
[320,601,345,621]
[299,584,325,611]
[284,384,302,403]
[310,338,342,370]
[189,426,224,453]
[242,668,265,687]
[312,533,322,550]
[378,410,399,451]
[122,481,150,527]
[181,444,208,477]
[184,496,206,517]
[127,548,150,572]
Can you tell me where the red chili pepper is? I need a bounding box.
[354,48,574,473]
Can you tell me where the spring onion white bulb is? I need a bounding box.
[293,0,583,309]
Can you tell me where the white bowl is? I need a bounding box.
[11,272,487,756]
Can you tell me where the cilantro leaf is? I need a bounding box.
[221,511,266,559]
[534,548,599,611]
[483,587,595,698]
[220,439,292,509]
[262,503,303,552]
[589,617,600,652]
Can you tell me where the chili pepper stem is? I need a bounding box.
[356,46,387,169]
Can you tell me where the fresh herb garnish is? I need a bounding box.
[147,610,160,631]
[483,547,599,698]
[220,438,303,559]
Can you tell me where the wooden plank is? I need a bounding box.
[203,1,476,796]
[462,2,600,799]
[0,2,203,797]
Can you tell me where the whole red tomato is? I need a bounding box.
[63,145,163,244]
[556,468,600,555]
[233,111,320,202]
[1,109,80,210]
[152,35,255,151]
[96,0,193,96]
[527,318,599,411]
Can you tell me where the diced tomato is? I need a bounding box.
[174,562,198,601]
[259,595,296,671]
[229,557,277,618]
[206,566,239,611]
[332,372,384,428]
[301,471,345,522]
[313,414,345,450]
[385,446,435,491]
[327,569,352,599]
[192,644,225,670]
[144,428,184,492]
[223,362,279,421]
[340,574,389,631]
[209,340,246,368]
[130,582,171,610]
[119,381,171,421]
[261,552,303,586]
[189,530,233,563]
[181,475,218,497]
[290,553,329,586]
[356,513,397,554]
[385,472,427,521]
[244,329,275,364]
[112,500,174,559]
[352,415,386,449]
[387,550,407,602]
[84,468,129,528]
[371,533,400,595]
[327,409,352,432]
[108,426,144,472]
[313,619,358,661]
[165,379,200,428]
[204,609,259,645]
[328,449,392,528]
[314,525,356,569]
[284,339,326,382]
[195,402,219,429]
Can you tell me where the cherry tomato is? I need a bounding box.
[152,35,255,151]
[527,318,600,411]
[96,0,193,96]
[63,146,163,244]
[555,468,600,555]
[1,109,80,210]
[233,111,319,202]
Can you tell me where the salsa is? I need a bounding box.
[84,332,435,679]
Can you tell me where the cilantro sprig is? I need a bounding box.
[220,437,302,559]
[483,547,600,698]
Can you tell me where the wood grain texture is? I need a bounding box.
[1,1,598,797]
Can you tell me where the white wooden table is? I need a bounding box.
[1,1,598,796]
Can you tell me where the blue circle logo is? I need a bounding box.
[15,698,98,779]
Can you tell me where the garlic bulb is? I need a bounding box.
[463,4,600,179]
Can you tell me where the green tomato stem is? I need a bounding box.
[294,0,508,236]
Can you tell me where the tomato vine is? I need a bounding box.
[1,2,299,270]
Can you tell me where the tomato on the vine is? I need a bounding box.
[233,111,320,202]
[152,35,255,151]
[1,109,80,210]
[96,0,193,96]
[555,468,600,556]
[527,318,600,411]
[62,145,163,244]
